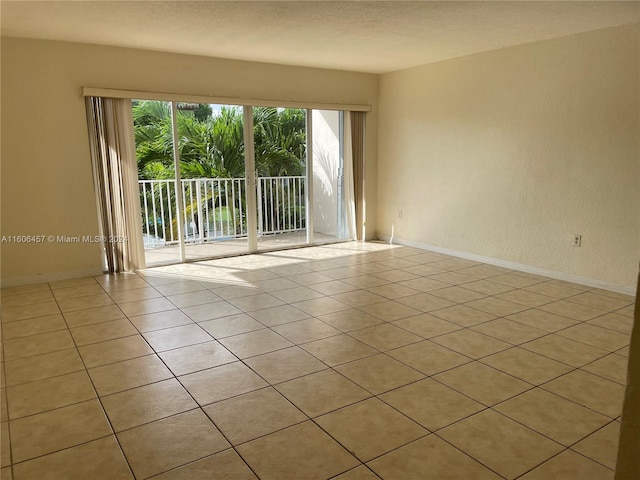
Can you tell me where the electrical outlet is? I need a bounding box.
[397,210,403,221]
[573,234,582,247]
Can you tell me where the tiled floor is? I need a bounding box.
[0,241,635,480]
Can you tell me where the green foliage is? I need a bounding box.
[132,101,306,180]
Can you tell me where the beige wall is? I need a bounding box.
[0,38,378,285]
[377,24,640,290]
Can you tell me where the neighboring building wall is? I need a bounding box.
[377,23,640,290]
[0,38,378,285]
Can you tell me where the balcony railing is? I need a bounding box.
[139,176,306,248]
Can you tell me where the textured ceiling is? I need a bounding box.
[1,1,638,73]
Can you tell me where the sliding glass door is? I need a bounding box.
[134,100,351,266]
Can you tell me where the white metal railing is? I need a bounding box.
[139,176,305,248]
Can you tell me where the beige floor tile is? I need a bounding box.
[589,289,635,302]
[158,341,237,376]
[1,283,50,297]
[272,318,341,344]
[366,283,421,299]
[489,273,544,288]
[291,297,351,316]
[199,313,265,338]
[3,330,75,360]
[317,309,384,332]
[289,271,336,285]
[0,466,11,480]
[270,286,324,303]
[331,290,387,307]
[50,277,99,289]
[154,280,207,296]
[494,289,556,307]
[316,397,427,462]
[203,387,307,445]
[572,421,620,469]
[556,323,629,351]
[542,370,625,418]
[429,271,477,285]
[464,297,527,316]
[459,279,515,295]
[349,323,423,351]
[335,354,424,395]
[70,319,138,346]
[7,370,95,419]
[118,297,176,317]
[182,301,244,322]
[617,345,629,357]
[430,304,497,327]
[523,281,586,299]
[506,308,579,332]
[101,378,197,432]
[237,421,359,480]
[11,435,133,480]
[387,340,471,375]
[439,410,563,479]
[519,449,614,480]
[98,274,149,293]
[88,354,173,396]
[142,324,212,352]
[227,293,285,312]
[254,277,303,292]
[179,361,268,405]
[78,335,154,368]
[309,280,360,295]
[1,314,67,340]
[380,378,484,431]
[275,369,371,417]
[165,290,220,308]
[152,449,258,479]
[615,304,635,317]
[565,291,632,312]
[1,301,61,322]
[1,389,7,422]
[62,305,125,328]
[57,294,114,313]
[494,388,610,445]
[391,314,462,339]
[332,466,380,480]
[10,399,112,463]
[1,421,10,468]
[344,275,391,289]
[209,284,263,300]
[588,312,634,335]
[368,435,501,480]
[245,346,327,384]
[395,293,456,313]
[300,334,378,366]
[480,347,572,385]
[108,287,163,304]
[581,353,628,385]
[4,349,84,386]
[117,409,229,479]
[522,334,609,367]
[471,319,546,345]
[435,362,530,406]
[399,277,450,293]
[218,329,292,359]
[358,300,422,321]
[248,305,309,327]
[429,286,486,303]
[1,290,54,307]
[431,329,511,359]
[538,300,608,321]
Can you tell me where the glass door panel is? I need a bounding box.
[178,103,248,260]
[311,110,348,244]
[254,107,309,251]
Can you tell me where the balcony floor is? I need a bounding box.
[144,231,339,266]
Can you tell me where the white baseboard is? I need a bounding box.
[1,268,105,288]
[376,235,637,296]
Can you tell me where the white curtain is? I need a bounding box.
[350,111,366,241]
[85,97,145,272]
